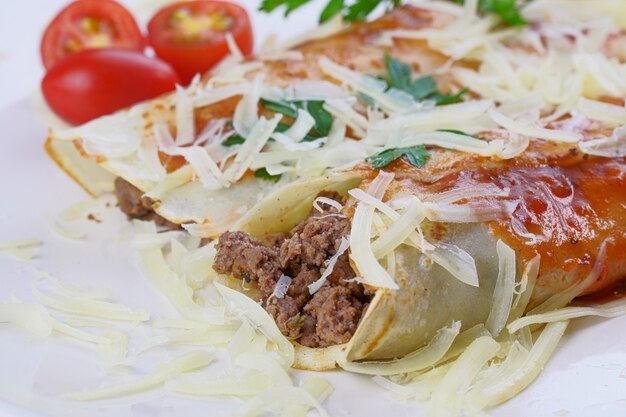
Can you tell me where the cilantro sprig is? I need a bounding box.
[260,0,401,23]
[366,145,430,169]
[383,54,469,106]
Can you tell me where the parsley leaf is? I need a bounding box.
[222,134,246,147]
[260,99,299,119]
[383,54,469,105]
[384,53,412,91]
[260,0,401,24]
[254,167,282,181]
[410,76,439,101]
[260,0,525,27]
[366,145,431,169]
[261,99,333,138]
[259,0,312,16]
[430,87,470,106]
[344,0,381,21]
[305,101,333,136]
[320,0,344,22]
[451,0,527,26]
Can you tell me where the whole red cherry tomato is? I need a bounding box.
[41,0,145,70]
[148,1,253,84]
[42,49,180,125]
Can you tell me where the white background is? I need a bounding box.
[1,1,626,417]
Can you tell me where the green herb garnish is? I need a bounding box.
[436,129,479,138]
[320,0,345,23]
[275,122,320,142]
[260,98,299,119]
[259,0,526,26]
[260,0,401,23]
[383,54,469,105]
[261,99,333,137]
[451,0,527,26]
[366,145,430,169]
[222,119,319,147]
[305,101,333,136]
[254,167,282,181]
[431,87,470,106]
[222,134,246,147]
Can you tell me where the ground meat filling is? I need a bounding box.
[114,177,180,229]
[213,192,372,348]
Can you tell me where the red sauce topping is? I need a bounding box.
[398,155,626,300]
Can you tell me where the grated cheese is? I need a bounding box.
[338,321,461,376]
[420,200,518,224]
[371,197,425,259]
[32,285,150,323]
[283,109,316,141]
[268,274,293,301]
[576,97,626,125]
[488,108,583,143]
[308,236,350,294]
[323,99,368,137]
[467,321,569,409]
[224,114,282,182]
[318,57,417,114]
[175,146,229,189]
[349,172,400,290]
[313,196,344,213]
[485,240,517,337]
[579,125,626,157]
[175,85,196,146]
[348,188,479,287]
[225,32,244,62]
[65,351,213,401]
[0,239,43,261]
[508,298,626,333]
[424,184,510,205]
[215,283,295,366]
[233,75,264,137]
[429,335,500,417]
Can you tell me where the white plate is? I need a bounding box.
[2,2,626,417]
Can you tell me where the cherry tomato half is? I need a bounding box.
[41,0,145,70]
[42,49,180,125]
[148,1,253,85]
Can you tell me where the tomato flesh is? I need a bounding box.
[42,49,180,125]
[148,1,253,84]
[41,0,145,70]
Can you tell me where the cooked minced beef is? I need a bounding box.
[114,177,180,229]
[213,192,372,348]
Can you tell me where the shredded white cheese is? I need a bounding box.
[485,240,517,337]
[338,321,461,375]
[349,172,400,290]
[268,274,293,301]
[308,236,351,294]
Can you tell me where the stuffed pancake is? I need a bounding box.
[45,0,626,375]
[208,140,625,370]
